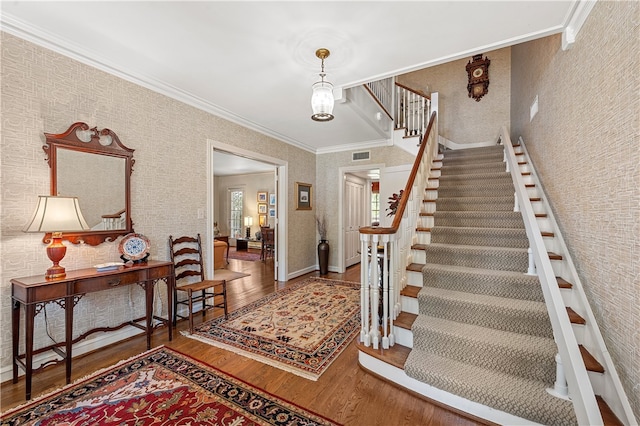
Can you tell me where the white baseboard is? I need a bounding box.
[439,136,497,150]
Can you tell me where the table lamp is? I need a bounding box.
[244,216,253,239]
[23,196,90,279]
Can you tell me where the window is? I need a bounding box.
[230,189,244,238]
[371,182,380,224]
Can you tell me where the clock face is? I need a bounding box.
[472,67,484,78]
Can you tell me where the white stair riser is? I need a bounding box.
[401,295,419,314]
[415,232,431,245]
[394,326,413,348]
[411,250,426,264]
[406,270,423,287]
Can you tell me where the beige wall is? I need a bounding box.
[511,2,639,418]
[0,32,316,372]
[398,47,511,145]
[316,146,415,269]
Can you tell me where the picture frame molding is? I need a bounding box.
[295,182,312,210]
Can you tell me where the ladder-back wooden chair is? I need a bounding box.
[260,226,275,261]
[169,234,227,333]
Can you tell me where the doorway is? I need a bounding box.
[337,164,384,273]
[207,140,288,282]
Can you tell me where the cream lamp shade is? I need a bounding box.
[23,196,90,279]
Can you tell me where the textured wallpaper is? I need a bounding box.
[0,32,316,376]
[510,1,640,418]
[398,46,511,145]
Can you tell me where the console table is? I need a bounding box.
[11,260,175,400]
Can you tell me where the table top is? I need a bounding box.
[10,260,172,287]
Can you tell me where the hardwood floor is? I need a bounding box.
[1,258,484,425]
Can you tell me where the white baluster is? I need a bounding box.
[547,353,571,400]
[527,247,537,275]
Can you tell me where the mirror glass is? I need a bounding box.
[56,149,126,230]
[45,122,134,246]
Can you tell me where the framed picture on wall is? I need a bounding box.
[269,193,276,206]
[257,192,268,203]
[259,215,267,226]
[296,182,312,210]
[269,208,276,217]
[258,203,268,214]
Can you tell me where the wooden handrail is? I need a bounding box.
[363,84,393,120]
[360,111,437,236]
[395,82,430,99]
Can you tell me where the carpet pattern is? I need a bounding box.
[0,346,340,426]
[186,277,361,380]
[404,145,577,425]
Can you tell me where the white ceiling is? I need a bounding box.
[2,1,579,174]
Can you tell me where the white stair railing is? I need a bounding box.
[510,134,637,425]
[500,127,603,425]
[359,112,438,350]
[395,83,430,140]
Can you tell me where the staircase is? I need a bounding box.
[405,145,576,425]
[358,140,636,425]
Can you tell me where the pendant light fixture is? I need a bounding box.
[311,48,334,122]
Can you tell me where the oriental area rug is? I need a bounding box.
[228,248,262,261]
[0,346,340,426]
[185,277,361,380]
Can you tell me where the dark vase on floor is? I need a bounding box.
[318,240,329,275]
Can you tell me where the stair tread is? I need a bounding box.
[567,307,586,325]
[419,286,548,316]
[557,277,573,288]
[407,263,424,272]
[548,251,563,260]
[596,396,625,426]
[395,312,417,330]
[356,340,410,370]
[412,314,556,355]
[580,345,605,373]
[424,242,528,254]
[400,285,421,298]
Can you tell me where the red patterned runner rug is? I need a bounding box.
[0,346,340,426]
[186,277,361,381]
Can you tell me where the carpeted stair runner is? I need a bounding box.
[404,145,577,425]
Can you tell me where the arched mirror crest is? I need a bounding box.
[43,122,135,246]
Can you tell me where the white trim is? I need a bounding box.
[562,0,597,51]
[438,136,497,151]
[206,140,288,282]
[1,13,316,154]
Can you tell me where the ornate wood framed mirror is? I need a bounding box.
[43,122,135,246]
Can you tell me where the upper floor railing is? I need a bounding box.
[364,79,431,143]
[358,111,438,350]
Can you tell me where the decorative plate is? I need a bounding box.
[119,233,150,261]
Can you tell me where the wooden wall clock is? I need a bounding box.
[466,54,490,101]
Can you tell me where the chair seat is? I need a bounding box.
[176,279,225,293]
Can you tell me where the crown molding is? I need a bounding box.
[0,13,317,154]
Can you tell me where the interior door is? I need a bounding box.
[344,176,366,267]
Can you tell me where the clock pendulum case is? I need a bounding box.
[466,54,490,101]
